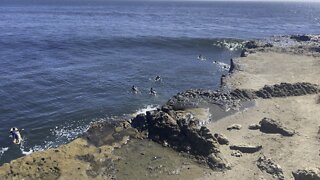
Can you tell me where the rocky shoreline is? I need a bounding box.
[0,34,320,179]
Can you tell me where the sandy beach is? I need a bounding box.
[0,35,319,180]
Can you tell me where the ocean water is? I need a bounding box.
[0,1,320,164]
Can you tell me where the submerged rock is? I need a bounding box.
[290,35,312,42]
[292,168,320,180]
[259,117,295,136]
[229,144,262,153]
[257,156,284,180]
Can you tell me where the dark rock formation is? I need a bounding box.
[229,145,262,153]
[292,168,320,180]
[290,35,311,42]
[259,117,295,136]
[244,41,259,49]
[257,156,284,180]
[131,110,229,170]
[214,133,229,145]
[255,83,319,99]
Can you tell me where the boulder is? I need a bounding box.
[227,124,242,131]
[259,117,295,136]
[292,168,320,180]
[214,133,229,145]
[248,123,261,130]
[229,144,262,153]
[257,156,284,180]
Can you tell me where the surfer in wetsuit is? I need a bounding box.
[155,75,161,82]
[10,127,22,144]
[150,88,157,95]
[132,85,138,93]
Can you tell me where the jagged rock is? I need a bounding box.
[257,156,284,180]
[133,110,228,170]
[229,144,262,153]
[207,153,230,170]
[248,123,261,130]
[231,151,242,157]
[292,168,320,180]
[291,35,311,42]
[230,89,257,100]
[229,58,237,73]
[227,124,242,130]
[259,117,295,136]
[214,133,229,145]
[256,83,319,99]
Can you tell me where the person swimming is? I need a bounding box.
[154,75,161,82]
[132,85,138,93]
[10,127,22,144]
[150,88,157,95]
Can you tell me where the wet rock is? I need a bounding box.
[227,124,242,131]
[290,35,311,42]
[248,123,261,130]
[292,168,320,180]
[259,117,295,136]
[214,133,229,145]
[229,144,262,153]
[245,41,259,49]
[257,156,284,180]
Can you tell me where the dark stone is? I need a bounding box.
[259,117,295,136]
[257,156,284,180]
[292,169,320,180]
[290,35,311,42]
[244,41,259,49]
[229,145,262,153]
[214,133,229,145]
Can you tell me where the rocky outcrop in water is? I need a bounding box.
[257,156,284,180]
[290,35,312,42]
[259,117,295,136]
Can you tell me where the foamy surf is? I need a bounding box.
[132,104,159,117]
[0,147,9,158]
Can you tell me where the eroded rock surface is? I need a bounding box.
[259,117,295,136]
[257,156,284,180]
[292,168,320,180]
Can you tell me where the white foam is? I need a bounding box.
[214,40,244,51]
[0,147,9,158]
[133,104,159,116]
[213,61,230,70]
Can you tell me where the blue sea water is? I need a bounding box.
[0,1,320,164]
